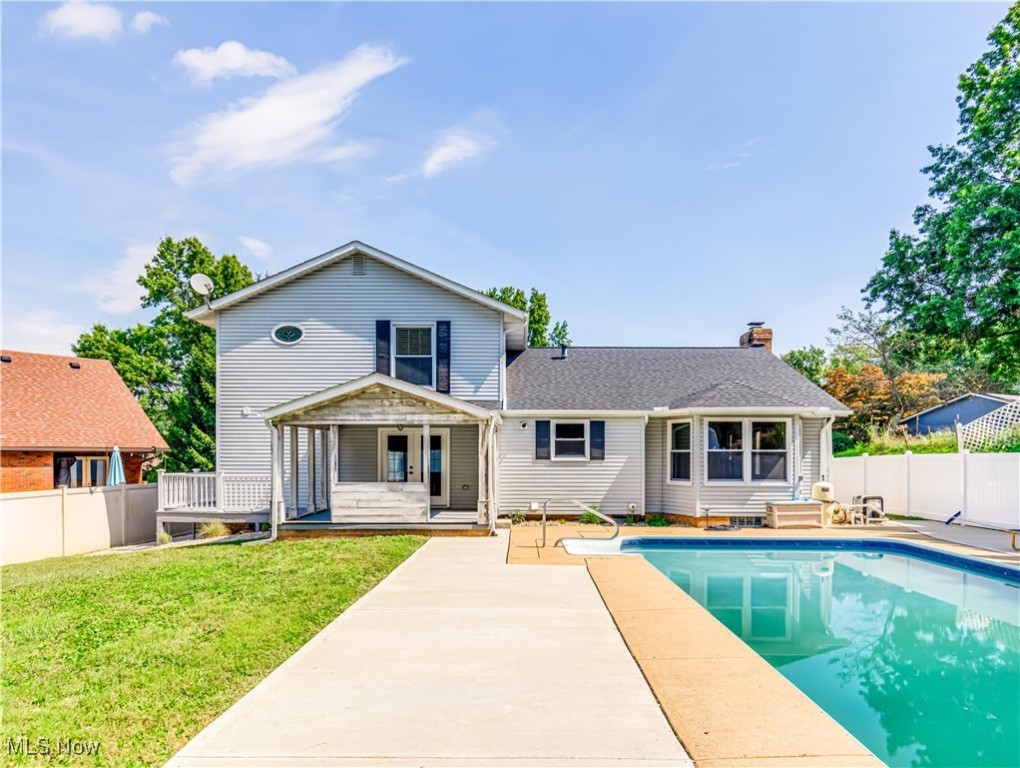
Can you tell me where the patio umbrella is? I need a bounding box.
[107,445,126,486]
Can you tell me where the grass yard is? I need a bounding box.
[1,536,424,766]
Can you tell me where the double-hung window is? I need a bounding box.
[706,421,744,481]
[392,325,435,387]
[669,421,692,482]
[552,421,588,459]
[705,419,790,483]
[751,421,787,481]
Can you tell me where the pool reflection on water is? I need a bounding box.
[635,547,1020,768]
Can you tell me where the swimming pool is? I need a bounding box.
[623,539,1020,768]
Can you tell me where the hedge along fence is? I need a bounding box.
[830,452,1020,531]
[0,484,181,566]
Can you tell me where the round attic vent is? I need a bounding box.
[271,323,304,345]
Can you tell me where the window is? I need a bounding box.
[552,421,587,459]
[751,421,787,481]
[271,323,304,345]
[393,325,434,387]
[706,421,744,481]
[705,419,790,483]
[70,457,108,488]
[669,421,691,482]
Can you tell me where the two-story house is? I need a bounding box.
[155,241,849,537]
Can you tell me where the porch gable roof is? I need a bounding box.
[262,373,499,423]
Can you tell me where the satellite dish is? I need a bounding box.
[189,273,214,296]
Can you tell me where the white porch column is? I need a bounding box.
[307,428,317,513]
[289,426,299,518]
[329,425,339,514]
[422,422,431,522]
[320,429,329,509]
[488,420,497,528]
[270,423,283,529]
[477,421,487,524]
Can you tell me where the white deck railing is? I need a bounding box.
[157,471,271,514]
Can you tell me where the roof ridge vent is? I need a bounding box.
[352,254,367,276]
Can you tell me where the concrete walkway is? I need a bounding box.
[167,534,691,767]
[897,519,1019,554]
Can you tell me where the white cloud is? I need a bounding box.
[173,41,296,87]
[3,311,83,355]
[238,236,272,260]
[76,243,154,313]
[131,11,168,34]
[40,2,122,42]
[168,44,407,186]
[421,130,495,178]
[707,161,742,171]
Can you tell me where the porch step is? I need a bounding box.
[332,506,426,523]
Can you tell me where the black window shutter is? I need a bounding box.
[535,420,551,460]
[436,321,451,394]
[376,320,391,375]
[590,420,606,461]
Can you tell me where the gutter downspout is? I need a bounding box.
[247,421,280,546]
[821,416,836,483]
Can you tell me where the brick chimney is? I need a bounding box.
[739,322,773,352]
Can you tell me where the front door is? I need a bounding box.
[378,428,449,507]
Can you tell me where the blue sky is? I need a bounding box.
[2,1,1009,354]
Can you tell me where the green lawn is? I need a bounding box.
[1,536,424,767]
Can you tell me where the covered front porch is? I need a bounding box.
[265,374,501,532]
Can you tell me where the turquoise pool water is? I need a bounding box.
[633,543,1020,768]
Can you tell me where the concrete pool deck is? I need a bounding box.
[166,534,691,768]
[506,521,1020,567]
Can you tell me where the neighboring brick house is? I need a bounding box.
[0,350,168,493]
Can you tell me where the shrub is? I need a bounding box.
[157,529,173,546]
[834,429,958,457]
[832,430,855,454]
[646,514,671,527]
[578,505,602,525]
[624,514,635,526]
[505,509,526,525]
[199,520,231,539]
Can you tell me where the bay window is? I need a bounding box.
[705,419,790,483]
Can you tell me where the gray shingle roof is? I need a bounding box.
[505,347,849,412]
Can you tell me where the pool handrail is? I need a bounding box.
[550,500,620,548]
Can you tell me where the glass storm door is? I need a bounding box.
[380,429,448,507]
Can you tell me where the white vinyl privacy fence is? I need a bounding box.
[1,484,170,566]
[830,452,1020,530]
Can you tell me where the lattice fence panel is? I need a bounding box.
[960,401,1020,452]
[222,475,272,512]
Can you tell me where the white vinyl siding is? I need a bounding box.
[498,417,645,518]
[644,419,664,512]
[217,255,502,476]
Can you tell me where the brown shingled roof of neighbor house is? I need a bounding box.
[0,350,169,452]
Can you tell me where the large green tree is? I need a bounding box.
[483,286,571,347]
[866,4,1020,383]
[74,237,254,472]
